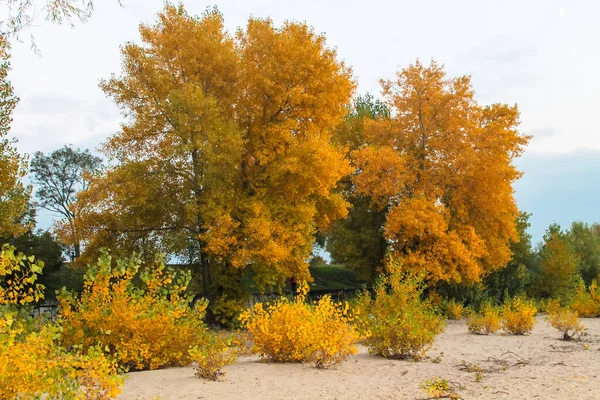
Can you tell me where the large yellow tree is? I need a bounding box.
[73,5,353,303]
[352,60,529,283]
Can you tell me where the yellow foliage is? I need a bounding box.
[74,3,355,298]
[569,280,600,317]
[351,60,529,284]
[0,56,31,238]
[0,318,122,399]
[545,300,585,340]
[189,333,238,381]
[466,303,501,335]
[353,263,444,360]
[240,285,359,368]
[0,247,122,399]
[58,251,217,371]
[501,296,537,335]
[445,300,464,320]
[419,377,460,399]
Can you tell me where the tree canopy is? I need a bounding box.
[349,60,530,284]
[31,145,102,259]
[73,5,354,303]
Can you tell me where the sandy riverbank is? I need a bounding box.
[118,315,600,399]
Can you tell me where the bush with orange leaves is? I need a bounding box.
[0,244,123,399]
[353,264,444,360]
[466,302,501,335]
[189,332,237,380]
[545,299,585,341]
[58,251,235,374]
[240,284,359,369]
[569,279,600,317]
[443,299,464,320]
[501,296,537,335]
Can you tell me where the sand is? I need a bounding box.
[117,315,600,399]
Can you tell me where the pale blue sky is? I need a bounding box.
[7,0,600,243]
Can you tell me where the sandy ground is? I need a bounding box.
[118,315,600,400]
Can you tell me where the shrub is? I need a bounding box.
[445,299,464,320]
[58,251,227,372]
[419,377,460,399]
[240,284,359,368]
[0,245,122,399]
[353,265,444,360]
[0,318,123,399]
[466,303,501,335]
[546,300,585,341]
[569,280,600,317]
[189,333,237,381]
[502,296,537,335]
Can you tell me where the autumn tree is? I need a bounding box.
[30,146,102,260]
[75,5,353,307]
[0,49,30,238]
[351,60,529,284]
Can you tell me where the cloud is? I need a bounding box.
[529,128,559,139]
[11,94,119,155]
[20,94,80,114]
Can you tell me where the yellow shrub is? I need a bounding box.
[240,285,359,368]
[0,319,122,399]
[546,300,585,340]
[353,267,444,360]
[466,303,501,335]
[189,333,238,381]
[420,377,460,399]
[445,300,464,320]
[58,252,218,371]
[502,296,537,335]
[569,280,600,317]
[0,245,122,399]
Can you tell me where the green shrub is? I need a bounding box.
[354,262,444,360]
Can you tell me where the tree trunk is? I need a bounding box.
[74,242,81,259]
[201,254,217,324]
[201,255,211,300]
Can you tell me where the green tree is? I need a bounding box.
[5,229,64,273]
[535,224,577,299]
[0,51,30,238]
[565,221,600,285]
[30,146,102,260]
[326,94,389,280]
[483,211,535,302]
